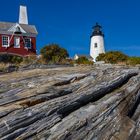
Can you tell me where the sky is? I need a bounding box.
[0,0,140,57]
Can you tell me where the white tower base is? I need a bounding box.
[90,36,105,62]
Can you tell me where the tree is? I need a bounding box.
[96,51,128,64]
[40,44,69,64]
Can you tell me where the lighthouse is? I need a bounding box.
[90,23,105,62]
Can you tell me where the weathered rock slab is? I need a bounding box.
[0,65,139,140]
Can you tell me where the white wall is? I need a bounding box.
[90,36,105,62]
[74,54,79,60]
[19,6,28,25]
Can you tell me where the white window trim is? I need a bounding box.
[2,35,9,47]
[24,38,32,49]
[8,23,26,33]
[14,37,20,48]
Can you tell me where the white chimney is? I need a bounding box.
[19,5,28,24]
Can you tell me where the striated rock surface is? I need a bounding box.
[0,65,140,140]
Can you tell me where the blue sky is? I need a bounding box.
[0,0,140,57]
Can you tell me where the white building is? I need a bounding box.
[74,54,79,60]
[90,23,105,62]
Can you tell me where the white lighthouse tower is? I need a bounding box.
[90,23,105,62]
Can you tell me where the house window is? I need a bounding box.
[94,43,98,48]
[14,37,20,48]
[2,36,9,47]
[25,38,31,49]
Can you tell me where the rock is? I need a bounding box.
[0,65,139,140]
[27,82,36,88]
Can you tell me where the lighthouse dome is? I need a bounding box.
[91,23,104,37]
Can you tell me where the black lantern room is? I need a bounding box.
[91,23,104,38]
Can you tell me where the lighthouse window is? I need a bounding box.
[25,38,31,49]
[2,36,9,47]
[94,43,98,48]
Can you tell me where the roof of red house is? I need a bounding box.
[0,22,38,34]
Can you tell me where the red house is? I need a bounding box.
[0,6,38,57]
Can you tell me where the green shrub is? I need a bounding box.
[40,44,69,64]
[0,54,23,64]
[127,57,140,66]
[22,55,37,64]
[75,56,93,65]
[11,56,23,64]
[96,53,106,61]
[96,51,128,64]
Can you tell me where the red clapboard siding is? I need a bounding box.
[0,34,36,57]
